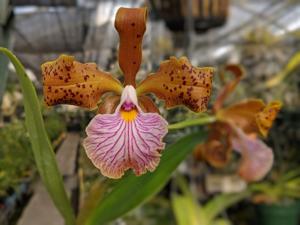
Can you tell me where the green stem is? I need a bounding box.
[168,116,216,130]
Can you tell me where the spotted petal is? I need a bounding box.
[256,101,282,137]
[42,55,123,109]
[232,127,274,182]
[115,7,147,86]
[83,86,168,179]
[217,99,281,137]
[137,56,213,112]
[217,99,265,134]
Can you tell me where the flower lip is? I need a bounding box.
[83,85,168,179]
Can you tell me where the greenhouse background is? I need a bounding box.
[0,0,299,225]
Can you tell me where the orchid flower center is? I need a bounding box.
[119,86,139,122]
[120,103,138,122]
[122,101,135,111]
[83,85,168,179]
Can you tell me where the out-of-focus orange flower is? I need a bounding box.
[194,65,282,182]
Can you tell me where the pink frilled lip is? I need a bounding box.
[83,85,168,179]
[232,127,274,182]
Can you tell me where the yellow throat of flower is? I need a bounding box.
[120,109,138,122]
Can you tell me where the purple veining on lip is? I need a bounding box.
[83,111,168,178]
[83,85,168,179]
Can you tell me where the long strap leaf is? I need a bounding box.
[85,131,205,225]
[172,195,202,225]
[0,47,76,225]
[171,175,205,225]
[265,51,300,88]
[204,190,250,222]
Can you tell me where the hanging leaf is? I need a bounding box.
[0,48,75,225]
[85,131,206,225]
[265,51,300,88]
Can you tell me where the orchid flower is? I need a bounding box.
[194,65,282,182]
[41,8,213,179]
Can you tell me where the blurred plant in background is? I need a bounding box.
[172,175,250,225]
[0,121,33,197]
[241,27,299,109]
[251,168,300,204]
[0,110,66,198]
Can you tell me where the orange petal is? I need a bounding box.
[115,7,147,86]
[97,95,120,114]
[138,95,160,113]
[213,64,245,111]
[256,101,282,137]
[194,122,232,167]
[42,55,123,109]
[137,56,213,112]
[217,99,281,137]
[217,99,265,134]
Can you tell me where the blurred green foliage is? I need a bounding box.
[0,112,66,198]
[121,197,175,225]
[251,168,300,204]
[44,111,66,141]
[171,176,250,225]
[0,121,34,197]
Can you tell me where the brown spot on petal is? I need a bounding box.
[137,56,213,112]
[42,55,123,109]
[256,101,282,137]
[115,8,147,86]
[217,99,281,137]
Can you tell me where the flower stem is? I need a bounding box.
[168,115,216,130]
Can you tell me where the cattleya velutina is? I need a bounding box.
[194,65,282,182]
[41,8,213,179]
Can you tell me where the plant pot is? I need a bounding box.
[256,202,300,225]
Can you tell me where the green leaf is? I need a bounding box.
[172,194,201,225]
[279,168,300,183]
[204,191,250,222]
[212,219,231,225]
[76,180,109,225]
[171,175,207,225]
[265,51,300,88]
[85,131,206,225]
[0,48,76,225]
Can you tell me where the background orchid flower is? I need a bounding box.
[41,7,213,179]
[194,64,282,182]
